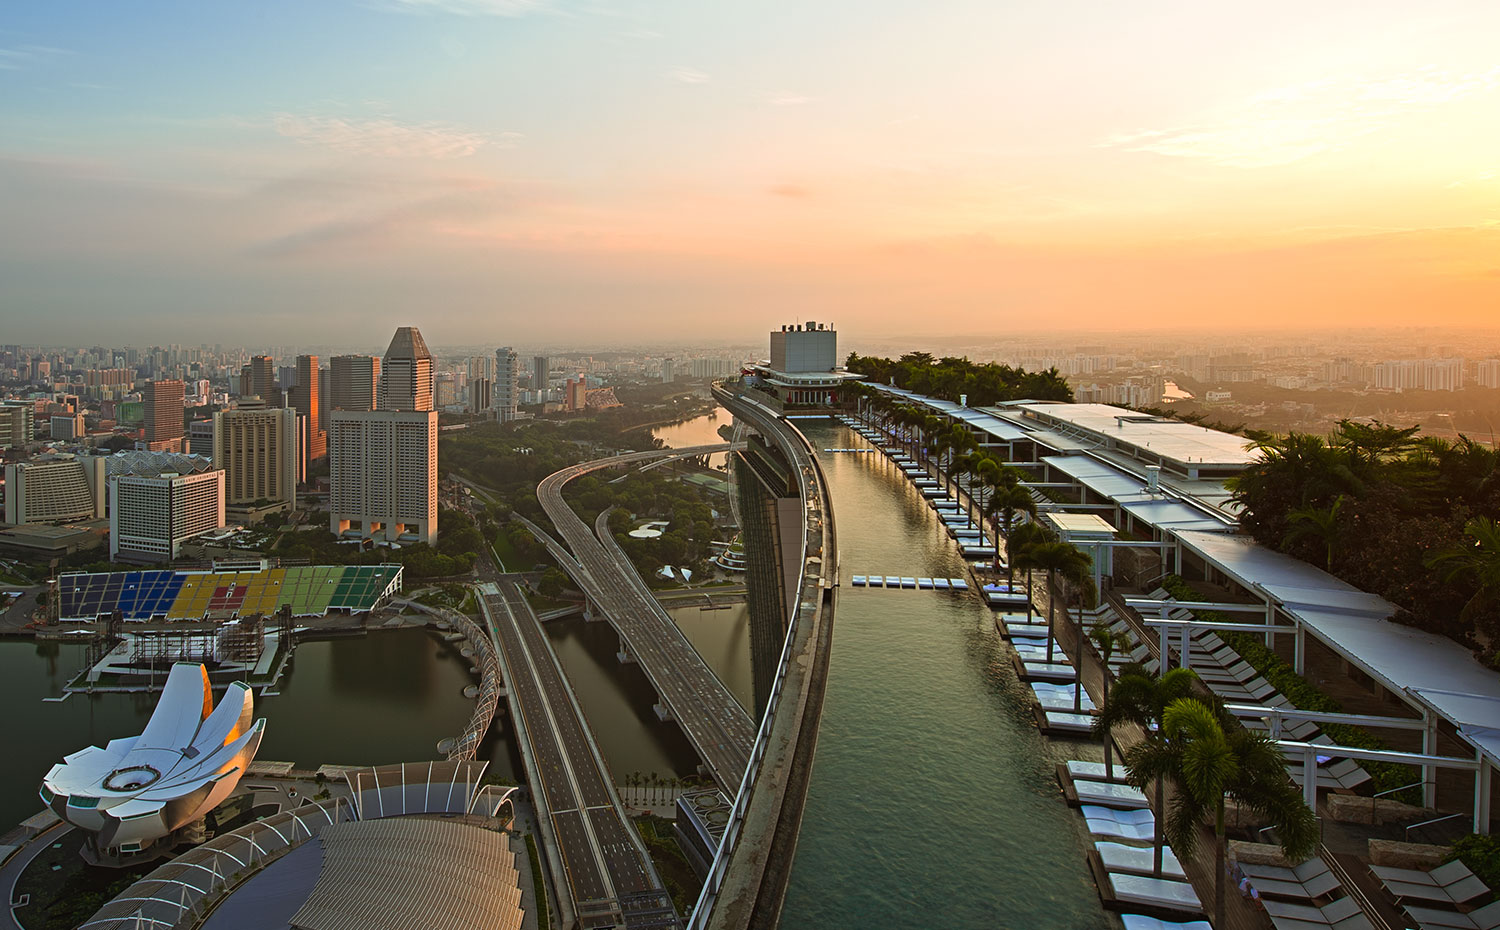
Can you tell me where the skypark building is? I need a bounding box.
[748,321,863,408]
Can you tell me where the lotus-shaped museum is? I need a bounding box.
[40,662,265,856]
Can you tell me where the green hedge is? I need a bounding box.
[1162,576,1422,805]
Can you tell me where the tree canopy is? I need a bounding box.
[845,352,1073,405]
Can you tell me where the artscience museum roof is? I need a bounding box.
[41,662,265,853]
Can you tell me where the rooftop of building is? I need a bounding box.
[1001,402,1259,472]
[384,326,431,361]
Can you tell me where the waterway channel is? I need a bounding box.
[780,420,1114,928]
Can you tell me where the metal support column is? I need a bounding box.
[1303,745,1319,811]
[1293,624,1306,676]
[1476,756,1493,835]
[1422,710,1439,810]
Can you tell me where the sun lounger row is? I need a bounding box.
[1370,861,1498,930]
[1114,590,1371,792]
[1078,804,1205,918]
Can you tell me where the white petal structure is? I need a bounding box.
[41,663,266,853]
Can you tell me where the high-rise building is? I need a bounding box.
[661,357,675,383]
[109,469,225,561]
[329,355,379,411]
[291,355,326,467]
[532,356,549,393]
[494,347,519,422]
[240,356,278,406]
[213,407,299,515]
[378,328,433,412]
[143,380,185,452]
[328,409,437,545]
[329,327,438,545]
[565,375,588,411]
[468,378,492,414]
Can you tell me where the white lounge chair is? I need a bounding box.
[1120,917,1210,930]
[1097,841,1186,879]
[1074,779,1149,809]
[1107,872,1204,916]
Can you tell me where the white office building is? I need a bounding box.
[328,409,437,545]
[109,469,226,562]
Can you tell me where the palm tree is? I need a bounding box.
[1006,522,1052,620]
[1090,622,1118,773]
[1026,540,1091,665]
[1128,699,1318,928]
[985,483,1037,576]
[1425,517,1500,645]
[1092,665,1202,877]
[940,426,976,497]
[1283,495,1346,571]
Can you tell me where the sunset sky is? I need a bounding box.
[3,0,1499,346]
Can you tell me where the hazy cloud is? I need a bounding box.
[0,45,69,71]
[273,115,518,159]
[1105,67,1500,168]
[769,184,810,199]
[768,93,810,106]
[666,67,709,85]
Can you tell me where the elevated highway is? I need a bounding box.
[535,445,756,792]
[476,558,677,929]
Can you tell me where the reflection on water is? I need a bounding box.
[651,407,731,467]
[669,603,753,714]
[543,616,699,779]
[780,422,1112,929]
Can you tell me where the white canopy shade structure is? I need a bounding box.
[41,662,265,855]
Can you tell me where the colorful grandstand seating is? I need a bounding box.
[55,565,404,621]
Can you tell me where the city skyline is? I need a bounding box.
[4,1,1500,343]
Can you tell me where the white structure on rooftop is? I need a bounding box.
[41,662,265,859]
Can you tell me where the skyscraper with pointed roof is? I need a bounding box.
[328,326,438,545]
[378,326,433,412]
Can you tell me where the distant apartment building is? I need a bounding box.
[661,357,675,383]
[1373,358,1464,392]
[50,413,85,441]
[240,355,278,406]
[532,356,549,392]
[187,419,215,457]
[291,355,326,468]
[3,457,107,524]
[0,403,36,449]
[1473,359,1500,390]
[468,377,492,414]
[329,327,437,545]
[493,347,519,421]
[143,380,186,452]
[688,357,739,378]
[329,355,379,411]
[213,406,299,516]
[564,375,588,411]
